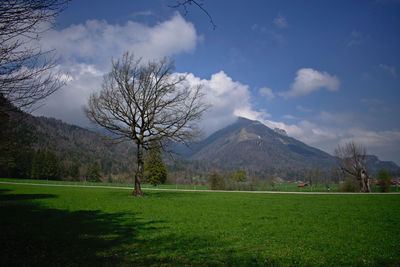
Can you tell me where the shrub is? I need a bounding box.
[209,170,225,190]
[377,168,391,193]
[339,177,360,192]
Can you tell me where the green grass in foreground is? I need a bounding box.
[0,182,399,266]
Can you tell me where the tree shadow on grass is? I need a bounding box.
[0,189,167,266]
[0,188,267,266]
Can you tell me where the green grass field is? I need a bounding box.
[1,181,399,266]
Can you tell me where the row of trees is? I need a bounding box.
[31,150,60,179]
[0,142,106,182]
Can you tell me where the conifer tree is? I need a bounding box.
[144,144,167,186]
[87,161,101,182]
[31,150,45,179]
[44,150,59,179]
[68,162,80,180]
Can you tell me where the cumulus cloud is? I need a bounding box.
[246,116,400,164]
[37,68,264,136]
[33,63,103,126]
[259,87,275,100]
[280,68,340,98]
[34,13,201,125]
[183,71,270,136]
[42,12,199,67]
[35,7,263,137]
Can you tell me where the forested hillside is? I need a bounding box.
[0,99,136,182]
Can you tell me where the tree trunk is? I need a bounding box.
[360,170,371,193]
[133,143,144,196]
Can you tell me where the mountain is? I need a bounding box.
[366,155,399,175]
[188,117,336,170]
[186,117,399,174]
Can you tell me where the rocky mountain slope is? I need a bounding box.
[189,117,336,170]
[182,117,399,174]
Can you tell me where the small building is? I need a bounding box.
[297,183,308,187]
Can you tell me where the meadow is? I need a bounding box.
[0,180,399,266]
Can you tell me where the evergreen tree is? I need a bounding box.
[31,150,45,179]
[0,97,36,178]
[68,162,80,180]
[10,150,33,178]
[209,170,225,190]
[87,161,101,182]
[143,144,167,186]
[44,150,60,179]
[377,168,391,193]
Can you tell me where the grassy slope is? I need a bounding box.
[1,182,399,266]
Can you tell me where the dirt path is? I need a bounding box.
[1,181,399,194]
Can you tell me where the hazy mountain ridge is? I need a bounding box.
[189,117,336,170]
[20,114,400,175]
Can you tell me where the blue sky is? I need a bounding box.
[34,0,400,164]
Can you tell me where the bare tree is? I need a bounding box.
[334,141,371,193]
[0,0,68,110]
[169,0,216,29]
[306,167,324,192]
[85,52,208,196]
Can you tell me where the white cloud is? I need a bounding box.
[42,12,199,67]
[280,68,340,98]
[132,10,153,17]
[296,105,312,112]
[317,111,355,125]
[347,30,370,47]
[360,98,384,105]
[273,14,288,28]
[283,114,296,120]
[259,87,275,100]
[33,63,103,126]
[379,64,397,78]
[183,71,270,136]
[37,68,263,136]
[34,13,201,126]
[251,24,286,44]
[255,118,400,164]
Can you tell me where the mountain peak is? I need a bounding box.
[191,116,335,170]
[274,128,287,136]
